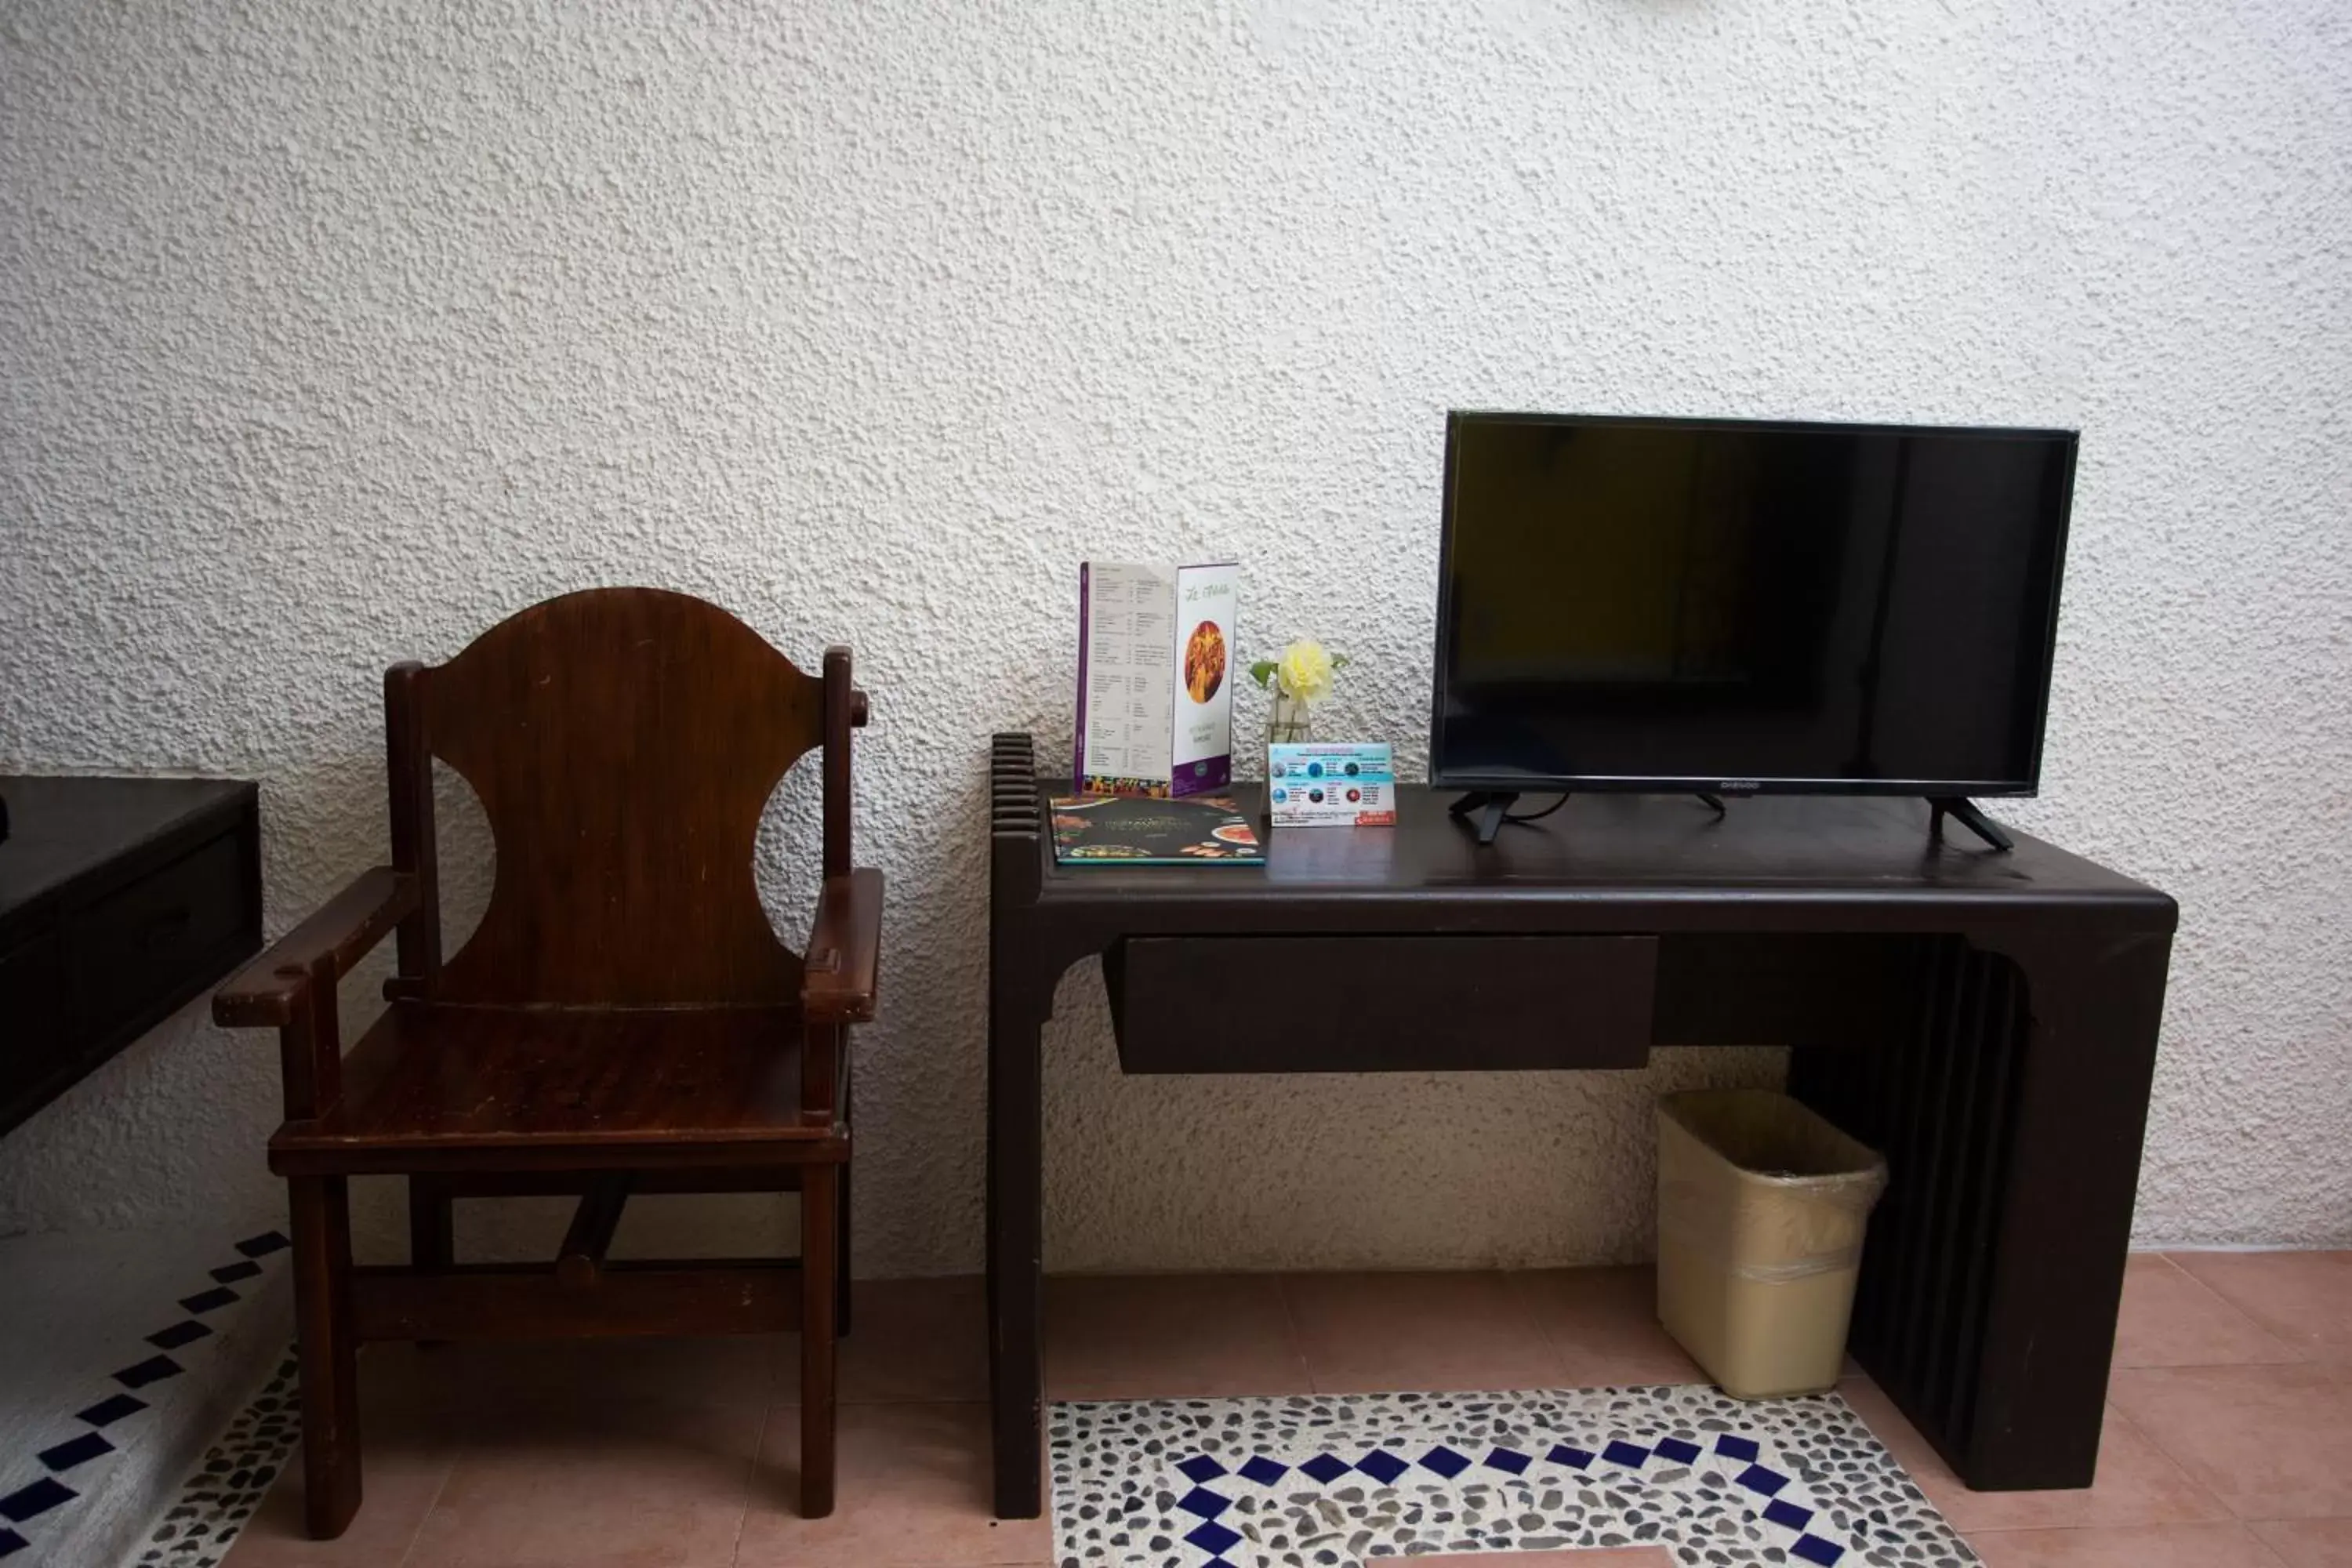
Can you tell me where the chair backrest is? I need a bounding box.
[383,588,845,1009]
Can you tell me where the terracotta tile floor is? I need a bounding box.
[217,1250,2352,1567]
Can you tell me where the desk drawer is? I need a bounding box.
[1109,935,1657,1073]
[67,830,252,1036]
[0,931,68,1122]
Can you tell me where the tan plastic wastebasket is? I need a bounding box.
[1656,1089,1889,1399]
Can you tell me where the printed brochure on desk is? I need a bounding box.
[1049,793,1265,866]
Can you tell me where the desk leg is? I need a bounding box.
[987,972,1051,1519]
[1794,930,2172,1491]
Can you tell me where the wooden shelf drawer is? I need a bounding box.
[1,775,260,1138]
[1107,934,1657,1073]
[0,930,68,1120]
[67,829,252,1032]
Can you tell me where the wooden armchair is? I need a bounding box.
[213,588,880,1536]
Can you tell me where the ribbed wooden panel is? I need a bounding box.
[1792,937,2030,1461]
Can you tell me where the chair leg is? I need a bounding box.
[800,1163,839,1519]
[290,1175,362,1538]
[408,1176,453,1269]
[836,1094,854,1337]
[408,1176,454,1349]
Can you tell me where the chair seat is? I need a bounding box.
[270,1001,844,1176]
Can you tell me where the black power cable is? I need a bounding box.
[1501,793,1570,824]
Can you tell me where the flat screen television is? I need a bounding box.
[1430,412,2077,829]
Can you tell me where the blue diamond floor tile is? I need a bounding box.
[38,1432,113,1472]
[147,1319,214,1351]
[1793,1534,1845,1566]
[235,1232,291,1258]
[1356,1449,1410,1484]
[1484,1446,1531,1475]
[1239,1456,1288,1486]
[1299,1453,1351,1484]
[1715,1434,1760,1461]
[1602,1439,1650,1468]
[1184,1520,1242,1556]
[1174,1486,1229,1521]
[1547,1443,1595,1468]
[1175,1454,1227,1483]
[0,1479,75,1524]
[179,1286,241,1314]
[76,1393,147,1427]
[0,1528,25,1558]
[1419,1444,1471,1478]
[211,1260,263,1283]
[1766,1497,1817,1531]
[1738,1462,1790,1496]
[112,1355,183,1388]
[1655,1436,1701,1464]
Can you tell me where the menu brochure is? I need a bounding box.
[1075,561,1239,797]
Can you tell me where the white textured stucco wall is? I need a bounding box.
[3,2,2347,1273]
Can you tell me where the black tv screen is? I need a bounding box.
[1431,413,2077,796]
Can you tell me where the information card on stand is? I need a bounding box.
[1267,742,1396,826]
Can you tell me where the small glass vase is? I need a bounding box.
[1268,687,1313,749]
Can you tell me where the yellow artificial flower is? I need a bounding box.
[1278,639,1336,702]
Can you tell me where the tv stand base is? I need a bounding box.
[1929,796,2015,852]
[1447,790,1518,846]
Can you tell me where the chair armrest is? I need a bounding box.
[802,868,882,1025]
[214,867,419,1028]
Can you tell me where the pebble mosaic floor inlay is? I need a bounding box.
[123,1359,297,1568]
[1049,1385,1982,1567]
[133,1374,1981,1567]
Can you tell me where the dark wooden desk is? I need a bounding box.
[985,733,2176,1518]
[1,775,262,1138]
